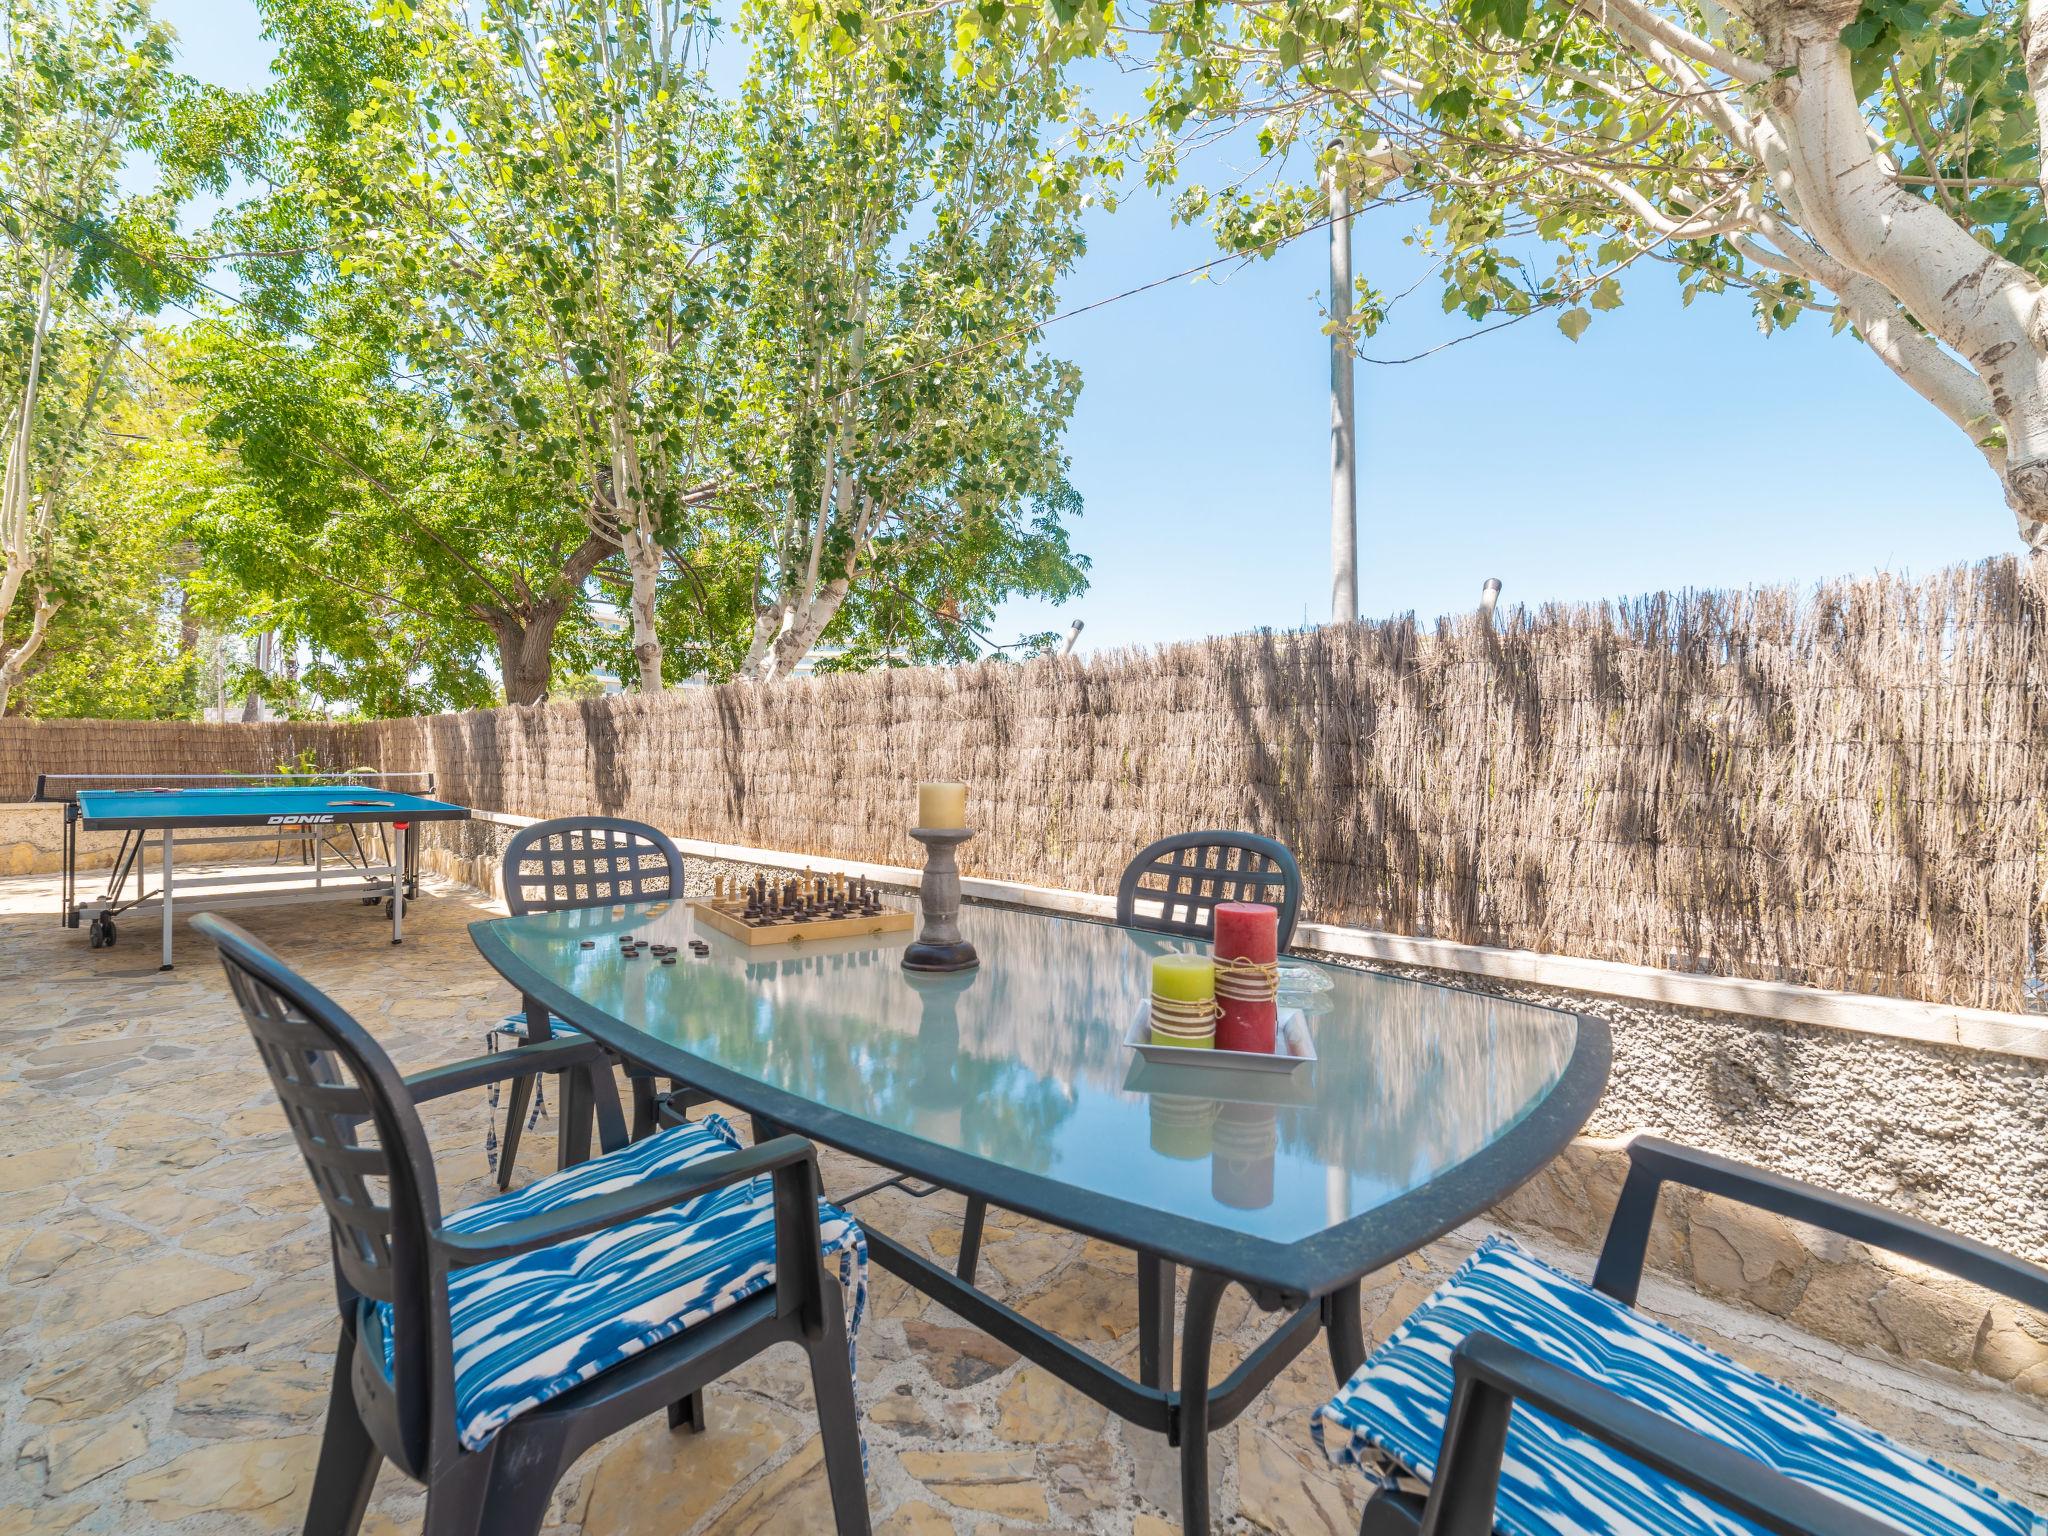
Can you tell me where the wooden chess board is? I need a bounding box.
[687,894,915,947]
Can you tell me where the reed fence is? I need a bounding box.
[4,557,2042,1010]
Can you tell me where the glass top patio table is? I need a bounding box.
[470,899,1610,1297]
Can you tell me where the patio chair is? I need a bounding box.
[1312,1135,2048,1536]
[196,913,872,1536]
[956,829,1305,1390]
[1114,829,1303,947]
[495,816,712,1188]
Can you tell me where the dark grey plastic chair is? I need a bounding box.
[196,913,870,1536]
[1115,829,1303,948]
[1343,1138,2048,1535]
[496,817,709,1185]
[956,830,1305,1380]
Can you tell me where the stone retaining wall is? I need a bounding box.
[0,803,119,878]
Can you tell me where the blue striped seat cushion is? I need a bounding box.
[497,1010,581,1040]
[496,1013,664,1079]
[376,1113,865,1451]
[1313,1236,2044,1536]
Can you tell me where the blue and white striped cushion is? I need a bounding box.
[1313,1236,2045,1536]
[497,1010,580,1041]
[377,1113,865,1451]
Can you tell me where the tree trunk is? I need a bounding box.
[0,264,56,654]
[1327,148,1358,626]
[494,614,561,706]
[622,517,664,692]
[0,591,58,716]
[742,576,851,684]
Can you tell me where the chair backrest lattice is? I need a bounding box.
[503,816,684,915]
[197,913,443,1473]
[1116,830,1304,948]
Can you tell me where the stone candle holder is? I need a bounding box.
[903,826,979,973]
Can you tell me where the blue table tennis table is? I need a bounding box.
[35,773,471,969]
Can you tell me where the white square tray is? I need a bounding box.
[1122,1007,1315,1073]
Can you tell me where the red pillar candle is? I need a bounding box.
[1212,901,1279,1053]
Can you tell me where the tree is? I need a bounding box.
[1010,0,2048,568]
[186,320,611,713]
[240,0,729,696]
[0,0,238,711]
[708,0,1092,683]
[10,331,204,717]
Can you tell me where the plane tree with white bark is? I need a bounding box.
[1009,0,2048,565]
[237,0,730,697]
[706,0,1093,683]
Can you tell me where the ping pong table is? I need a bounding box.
[34,773,471,969]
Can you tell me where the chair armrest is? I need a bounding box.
[430,1133,824,1300]
[1591,1136,2048,1313]
[402,1036,610,1104]
[1424,1333,1899,1536]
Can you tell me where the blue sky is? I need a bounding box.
[160,0,2015,657]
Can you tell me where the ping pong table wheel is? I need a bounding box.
[88,916,115,949]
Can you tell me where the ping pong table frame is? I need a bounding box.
[34,772,457,970]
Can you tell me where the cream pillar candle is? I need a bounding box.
[916,782,968,830]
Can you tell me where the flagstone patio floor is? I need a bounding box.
[1,868,2044,1535]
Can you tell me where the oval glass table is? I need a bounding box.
[471,900,1611,1533]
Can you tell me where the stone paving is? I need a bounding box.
[1,868,2044,1535]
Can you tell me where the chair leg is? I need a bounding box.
[589,1060,629,1153]
[496,1074,535,1191]
[474,1441,565,1536]
[421,1443,496,1536]
[556,1065,592,1171]
[303,1332,380,1536]
[667,1390,707,1433]
[806,1286,873,1536]
[957,1196,988,1284]
[630,1073,658,1141]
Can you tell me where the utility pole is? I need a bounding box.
[1480,577,1502,625]
[1328,144,1358,626]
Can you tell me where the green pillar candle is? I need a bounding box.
[1151,953,1216,1003]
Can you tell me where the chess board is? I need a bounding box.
[688,874,915,947]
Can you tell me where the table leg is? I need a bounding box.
[1138,1254,1176,1388]
[958,1196,988,1284]
[1326,1278,1365,1383]
[1176,1268,1230,1535]
[159,831,174,971]
[390,824,406,944]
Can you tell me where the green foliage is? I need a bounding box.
[12,0,1096,713]
[183,318,583,714]
[989,0,2046,351]
[14,343,203,719]
[707,0,1093,678]
[0,0,257,712]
